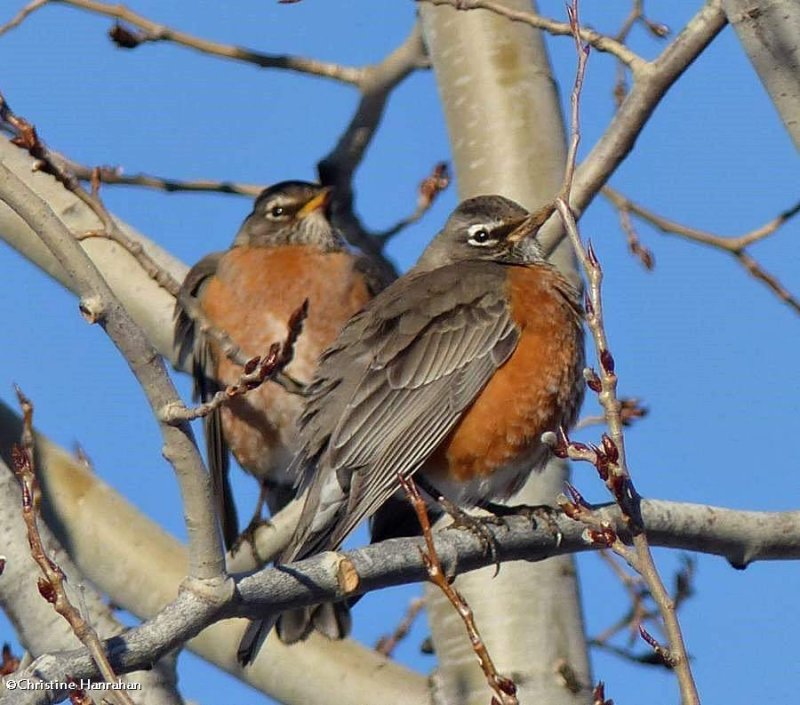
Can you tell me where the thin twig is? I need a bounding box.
[12,389,135,705]
[0,90,183,297]
[616,205,655,270]
[603,186,800,253]
[0,0,364,84]
[0,161,228,584]
[398,475,519,705]
[164,300,310,424]
[0,0,48,35]
[603,186,800,315]
[62,160,262,197]
[611,1,670,106]
[416,0,645,72]
[374,597,425,658]
[554,6,700,701]
[398,476,518,705]
[375,162,450,242]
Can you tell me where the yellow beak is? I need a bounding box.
[297,187,333,218]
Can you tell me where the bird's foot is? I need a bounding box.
[230,515,272,558]
[438,496,503,572]
[478,501,563,546]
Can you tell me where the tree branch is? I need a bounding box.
[603,186,800,315]
[417,0,645,72]
[0,0,364,84]
[0,400,424,704]
[0,161,227,588]
[556,8,698,700]
[318,22,428,281]
[6,498,799,705]
[540,0,728,254]
[12,391,135,705]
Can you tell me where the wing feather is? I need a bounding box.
[280,261,520,563]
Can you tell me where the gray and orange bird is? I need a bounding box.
[174,181,385,638]
[237,194,585,664]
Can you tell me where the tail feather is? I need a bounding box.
[237,615,278,667]
[237,602,352,666]
[276,603,352,645]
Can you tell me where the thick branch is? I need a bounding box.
[0,402,423,704]
[0,162,226,586]
[6,498,799,705]
[319,23,427,280]
[722,0,800,149]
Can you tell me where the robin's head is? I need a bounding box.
[234,181,343,250]
[416,195,550,270]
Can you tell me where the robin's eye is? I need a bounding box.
[467,226,495,246]
[268,205,286,218]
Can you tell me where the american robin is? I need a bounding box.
[237,194,586,665]
[173,181,384,619]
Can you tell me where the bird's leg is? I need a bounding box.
[413,476,502,571]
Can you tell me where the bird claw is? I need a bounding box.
[437,498,502,574]
[480,501,563,546]
[230,515,273,558]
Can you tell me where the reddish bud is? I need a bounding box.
[243,356,260,374]
[585,527,615,547]
[584,367,601,392]
[288,299,310,330]
[418,162,451,207]
[560,501,581,520]
[497,676,517,696]
[592,681,613,705]
[0,644,20,676]
[551,427,570,458]
[594,452,609,481]
[564,481,587,507]
[108,23,145,49]
[599,349,615,374]
[647,21,671,38]
[601,434,619,464]
[586,240,599,268]
[569,441,591,455]
[37,579,56,604]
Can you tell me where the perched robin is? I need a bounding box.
[237,194,586,665]
[173,181,383,594]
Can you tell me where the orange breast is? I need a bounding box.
[430,264,583,492]
[201,245,372,477]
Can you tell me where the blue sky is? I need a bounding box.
[0,1,797,703]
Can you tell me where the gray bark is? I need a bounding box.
[723,0,800,149]
[0,458,183,705]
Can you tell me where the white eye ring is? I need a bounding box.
[467,225,495,246]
